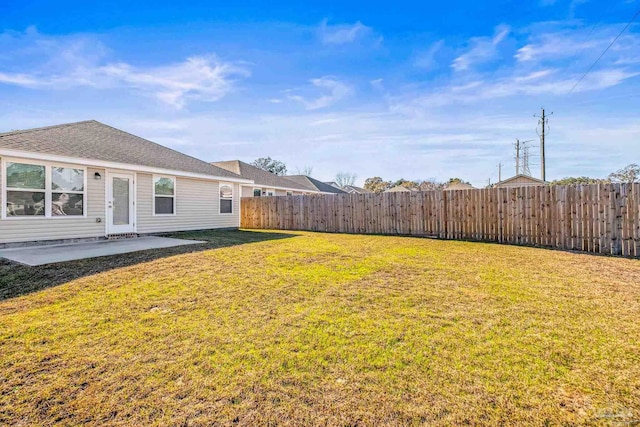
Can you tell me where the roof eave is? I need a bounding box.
[0,148,254,184]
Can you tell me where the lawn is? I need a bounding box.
[1,230,639,426]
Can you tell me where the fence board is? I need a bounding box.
[241,183,640,257]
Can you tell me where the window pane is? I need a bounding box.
[52,193,84,216]
[6,191,45,216]
[155,177,174,196]
[113,177,130,225]
[155,197,174,214]
[253,189,261,197]
[220,199,232,214]
[6,163,45,189]
[52,167,84,191]
[220,185,233,199]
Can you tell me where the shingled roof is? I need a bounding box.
[285,175,347,194]
[0,120,244,180]
[212,160,313,192]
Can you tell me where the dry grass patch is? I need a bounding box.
[1,230,639,426]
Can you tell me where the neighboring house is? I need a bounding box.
[443,182,475,191]
[494,174,547,188]
[323,182,372,194]
[342,185,372,194]
[286,175,347,194]
[0,120,253,245]
[385,185,416,192]
[212,160,317,197]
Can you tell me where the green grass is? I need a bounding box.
[1,230,639,426]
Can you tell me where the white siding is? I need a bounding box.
[136,174,239,234]
[240,185,307,197]
[0,162,106,244]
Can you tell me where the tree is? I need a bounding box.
[391,179,419,189]
[446,177,470,185]
[417,179,444,191]
[295,165,314,176]
[363,176,391,193]
[550,176,603,186]
[251,157,287,176]
[608,164,640,183]
[335,172,357,188]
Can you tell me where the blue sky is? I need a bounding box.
[1,0,639,186]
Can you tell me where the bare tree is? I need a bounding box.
[335,172,357,188]
[608,164,640,183]
[295,165,314,176]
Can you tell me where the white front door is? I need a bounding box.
[107,172,135,234]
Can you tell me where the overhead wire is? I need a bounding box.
[567,6,640,95]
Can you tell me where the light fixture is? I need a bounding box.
[94,172,102,180]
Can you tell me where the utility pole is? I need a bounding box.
[498,162,503,183]
[535,108,552,181]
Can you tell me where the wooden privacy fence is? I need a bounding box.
[241,183,640,257]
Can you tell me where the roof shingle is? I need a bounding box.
[212,160,313,192]
[0,120,243,179]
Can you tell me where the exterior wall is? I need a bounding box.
[136,174,239,234]
[0,158,106,244]
[496,176,546,188]
[240,185,306,197]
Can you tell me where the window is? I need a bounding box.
[5,162,46,216]
[51,167,84,216]
[4,161,86,218]
[220,184,233,214]
[154,176,175,215]
[286,191,293,196]
[266,189,275,196]
[253,188,262,197]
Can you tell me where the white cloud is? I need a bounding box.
[318,19,375,45]
[0,29,249,108]
[287,77,353,110]
[413,40,445,70]
[452,25,510,71]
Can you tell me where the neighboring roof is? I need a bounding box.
[444,182,475,190]
[0,120,244,180]
[496,174,547,185]
[343,185,372,194]
[385,185,416,192]
[324,181,340,189]
[212,160,313,192]
[286,175,347,194]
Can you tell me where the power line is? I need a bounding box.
[567,6,640,95]
[568,2,617,67]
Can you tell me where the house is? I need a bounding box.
[342,185,372,194]
[323,182,371,194]
[385,185,416,193]
[0,120,253,245]
[285,175,347,194]
[212,160,317,197]
[494,174,547,188]
[443,182,475,191]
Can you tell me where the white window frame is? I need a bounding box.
[152,175,177,216]
[1,157,87,220]
[253,187,262,197]
[219,182,234,215]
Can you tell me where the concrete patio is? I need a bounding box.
[0,237,205,266]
